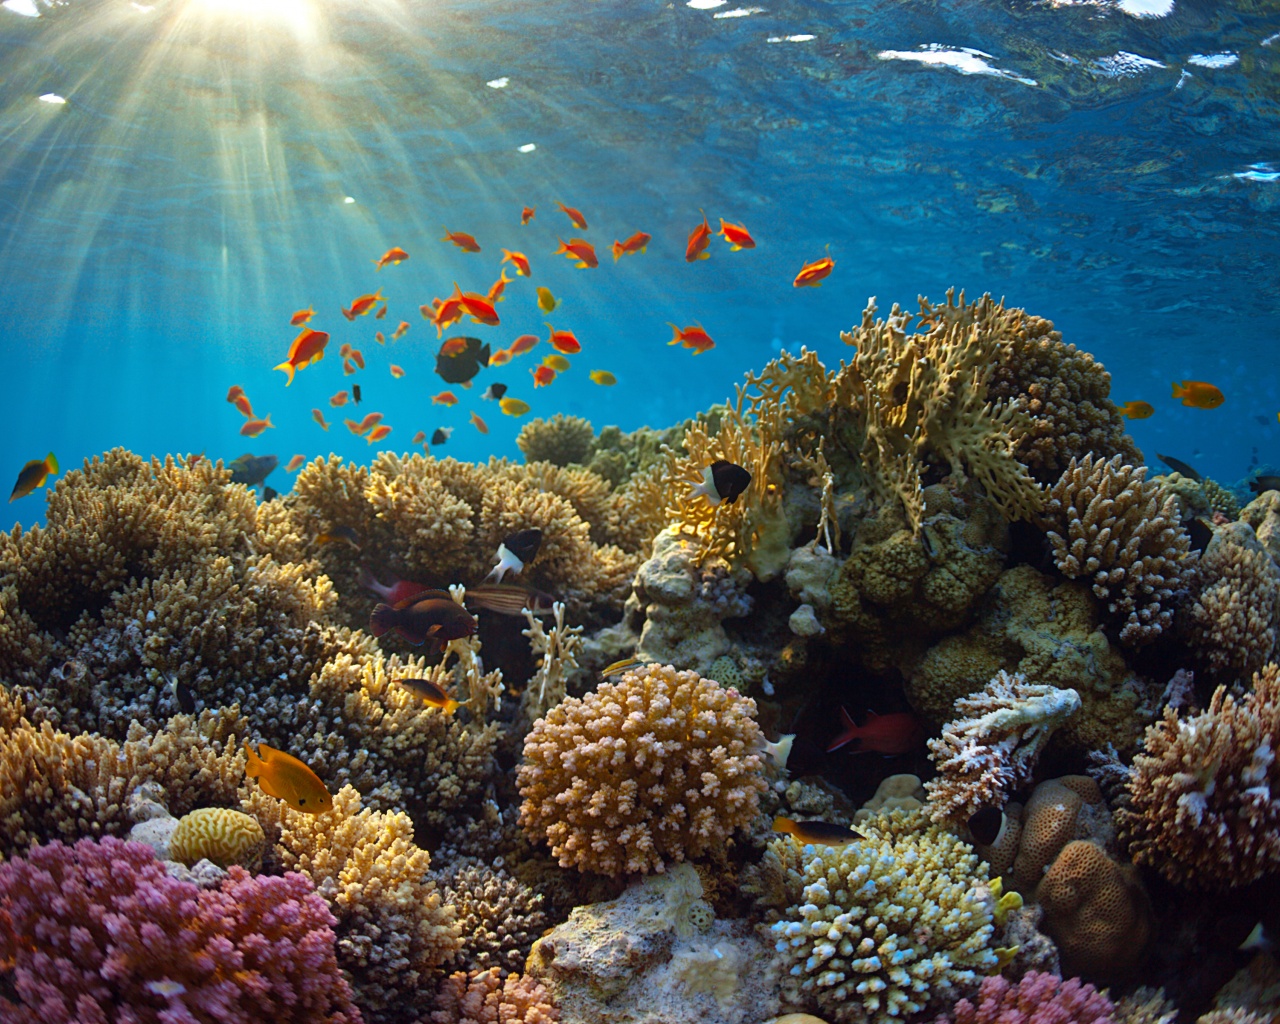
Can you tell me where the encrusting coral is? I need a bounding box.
[1116,662,1280,890]
[0,837,361,1023]
[1041,454,1196,646]
[934,971,1116,1024]
[517,663,768,875]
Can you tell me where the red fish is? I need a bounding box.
[366,424,392,444]
[273,327,329,385]
[390,364,405,378]
[343,359,356,376]
[344,418,363,435]
[555,237,598,269]
[375,331,386,345]
[470,411,489,435]
[668,322,714,354]
[442,227,481,253]
[489,348,512,366]
[556,201,588,230]
[826,707,923,755]
[547,326,581,354]
[374,304,388,319]
[794,251,835,288]
[233,394,254,417]
[374,246,409,270]
[226,385,245,402]
[717,219,755,251]
[501,249,532,277]
[686,211,711,262]
[330,391,349,407]
[487,269,512,304]
[612,231,650,261]
[312,409,330,431]
[358,566,432,605]
[509,334,539,356]
[350,349,366,370]
[340,343,352,357]
[286,454,305,472]
[425,294,466,337]
[357,412,384,434]
[240,414,274,437]
[532,365,556,388]
[454,283,500,326]
[432,391,459,406]
[290,308,314,326]
[392,320,410,340]
[521,206,535,225]
[342,290,383,321]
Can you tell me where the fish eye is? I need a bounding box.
[299,798,306,805]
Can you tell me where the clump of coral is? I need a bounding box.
[517,663,768,875]
[516,413,597,467]
[428,968,559,1024]
[438,865,547,976]
[1186,523,1280,682]
[0,837,360,1023]
[169,806,266,869]
[1116,663,1280,890]
[935,971,1115,1024]
[1041,454,1196,646]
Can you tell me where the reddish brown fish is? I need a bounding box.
[370,593,477,648]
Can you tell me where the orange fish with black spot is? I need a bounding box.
[273,327,329,385]
[245,741,333,814]
[1171,380,1224,409]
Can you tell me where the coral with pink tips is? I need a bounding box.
[935,971,1115,1024]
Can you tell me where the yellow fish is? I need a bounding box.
[397,678,461,713]
[1119,400,1154,420]
[9,452,58,502]
[589,370,616,386]
[543,354,571,372]
[536,286,559,313]
[244,741,333,814]
[772,816,865,847]
[499,397,531,417]
[601,655,643,677]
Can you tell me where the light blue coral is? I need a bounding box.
[770,809,998,1024]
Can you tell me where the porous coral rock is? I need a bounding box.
[1042,454,1196,646]
[1116,664,1280,890]
[168,806,266,870]
[853,773,926,824]
[785,543,839,613]
[518,663,767,875]
[517,413,597,467]
[438,865,548,976]
[766,808,1000,1024]
[1002,777,1116,895]
[1241,491,1280,568]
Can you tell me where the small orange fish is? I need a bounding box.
[532,365,556,388]
[442,227,481,253]
[274,327,329,385]
[717,218,755,251]
[233,394,254,417]
[489,348,512,366]
[686,211,711,262]
[1120,401,1154,420]
[375,331,386,345]
[397,677,462,713]
[555,237,598,269]
[547,326,581,354]
[312,409,330,431]
[226,384,245,402]
[425,294,466,337]
[521,206,536,225]
[556,201,588,230]
[412,431,427,445]
[669,322,714,354]
[470,411,489,435]
[240,414,274,437]
[433,391,459,406]
[390,364,405,378]
[344,418,363,434]
[342,290,383,321]
[290,308,314,326]
[366,424,393,444]
[358,412,384,433]
[487,269,513,304]
[589,369,616,386]
[392,320,410,340]
[286,454,306,472]
[501,249,532,277]
[350,349,366,370]
[244,741,332,815]
[374,246,409,270]
[612,231,650,261]
[374,304,388,320]
[1172,380,1224,409]
[440,336,470,357]
[330,391,349,407]
[794,250,835,288]
[343,359,356,376]
[454,283,500,326]
[509,333,539,356]
[339,343,353,357]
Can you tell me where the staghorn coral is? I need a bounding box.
[436,866,547,976]
[429,969,559,1024]
[934,971,1116,1024]
[0,837,361,1023]
[1042,454,1196,646]
[1186,522,1280,683]
[265,784,460,1022]
[516,413,597,467]
[520,600,583,718]
[517,663,768,875]
[1116,663,1280,890]
[168,806,266,870]
[925,670,1081,826]
[767,808,1000,1024]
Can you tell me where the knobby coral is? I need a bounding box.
[0,837,361,1024]
[516,413,596,468]
[428,968,559,1024]
[1116,663,1280,890]
[436,866,547,976]
[517,663,768,875]
[935,971,1115,1024]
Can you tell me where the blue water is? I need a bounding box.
[2,0,1278,522]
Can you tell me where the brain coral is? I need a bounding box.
[169,806,266,869]
[769,808,1000,1024]
[517,663,768,875]
[1116,663,1280,890]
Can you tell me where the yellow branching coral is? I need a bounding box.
[1042,454,1196,645]
[1187,523,1280,683]
[517,664,768,875]
[1116,663,1280,890]
[520,600,583,717]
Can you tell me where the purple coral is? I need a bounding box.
[0,836,362,1024]
[936,971,1114,1024]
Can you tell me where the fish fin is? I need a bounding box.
[273,361,296,386]
[369,603,397,638]
[1171,381,1182,397]
[697,250,709,260]
[826,706,859,753]
[45,453,58,475]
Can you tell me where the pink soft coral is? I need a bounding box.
[936,971,1115,1024]
[0,836,362,1024]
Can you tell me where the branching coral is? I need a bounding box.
[0,837,361,1024]
[768,808,1000,1024]
[429,969,559,1024]
[520,600,583,717]
[1042,454,1196,646]
[935,971,1116,1024]
[925,670,1081,826]
[1186,523,1280,683]
[437,866,547,976]
[517,663,768,875]
[516,413,596,467]
[1116,663,1280,890]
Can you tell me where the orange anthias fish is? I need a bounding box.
[290,307,315,326]
[501,249,532,277]
[343,359,356,376]
[454,283,500,326]
[9,452,58,502]
[555,237,598,269]
[489,348,512,366]
[240,414,274,437]
[412,431,427,446]
[470,411,489,434]
[350,349,366,370]
[487,269,513,304]
[374,246,409,270]
[433,391,459,406]
[392,320,410,340]
[390,364,405,378]
[668,322,715,354]
[612,231,651,261]
[717,218,755,251]
[340,343,352,357]
[286,454,306,472]
[375,331,386,345]
[366,424,393,444]
[556,201,588,230]
[1172,380,1225,409]
[226,384,245,402]
[312,409,330,431]
[439,336,470,357]
[686,211,711,262]
[1120,400,1154,420]
[357,412,384,434]
[794,251,835,288]
[425,294,466,338]
[532,365,556,388]
[375,304,388,319]
[330,391,349,407]
[547,326,581,354]
[442,227,481,253]
[273,327,329,385]
[344,418,363,435]
[244,741,333,814]
[521,206,536,225]
[826,707,924,755]
[509,333,539,356]
[233,394,254,417]
[342,289,384,321]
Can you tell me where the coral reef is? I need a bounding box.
[518,663,768,875]
[437,865,548,976]
[934,971,1115,1024]
[429,969,559,1024]
[1041,454,1196,646]
[517,413,597,468]
[1241,490,1280,567]
[169,806,266,869]
[1116,663,1280,890]
[0,837,360,1023]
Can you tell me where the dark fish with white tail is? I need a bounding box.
[690,460,751,506]
[485,528,543,583]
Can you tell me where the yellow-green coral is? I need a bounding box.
[769,808,999,1024]
[169,806,265,869]
[516,413,597,467]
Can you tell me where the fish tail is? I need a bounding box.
[369,603,398,638]
[243,740,262,777]
[1171,381,1182,397]
[668,323,683,345]
[273,361,296,386]
[45,453,59,475]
